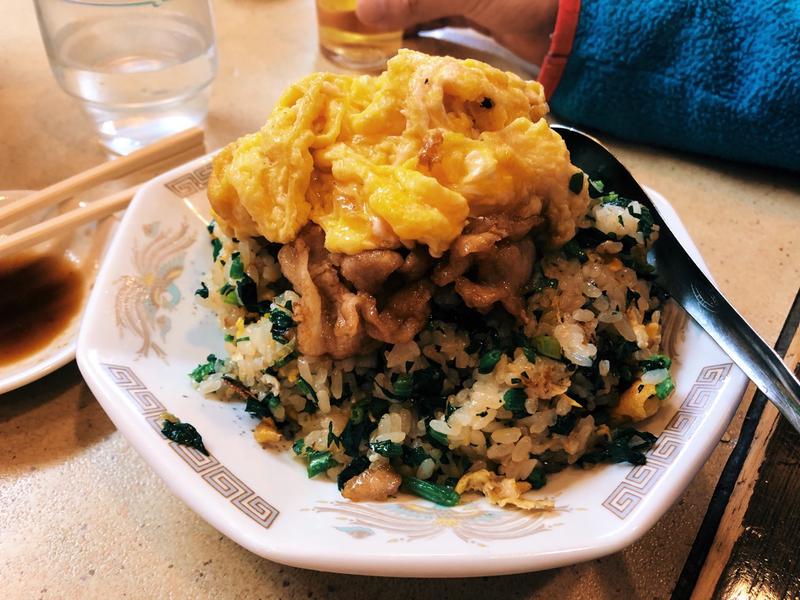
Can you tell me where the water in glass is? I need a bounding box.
[49,12,216,154]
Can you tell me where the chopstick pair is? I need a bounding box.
[0,127,206,257]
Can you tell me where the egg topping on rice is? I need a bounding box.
[191,51,673,511]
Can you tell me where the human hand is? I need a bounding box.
[356,0,559,65]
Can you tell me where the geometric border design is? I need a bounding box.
[602,363,733,519]
[164,162,212,197]
[102,362,279,528]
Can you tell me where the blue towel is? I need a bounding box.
[548,0,800,171]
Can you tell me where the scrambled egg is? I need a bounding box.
[209,50,586,256]
[455,469,554,511]
[613,380,660,422]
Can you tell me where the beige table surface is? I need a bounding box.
[2,1,799,598]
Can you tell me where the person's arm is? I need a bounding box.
[540,0,800,171]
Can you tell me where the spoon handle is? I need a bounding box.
[654,224,800,430]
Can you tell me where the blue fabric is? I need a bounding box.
[549,0,800,171]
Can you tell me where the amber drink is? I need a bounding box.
[316,0,401,70]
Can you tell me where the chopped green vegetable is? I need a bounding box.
[211,237,222,262]
[629,203,655,237]
[306,450,338,478]
[563,239,588,263]
[245,394,279,420]
[206,220,215,234]
[336,414,376,457]
[296,377,318,407]
[402,446,430,467]
[194,282,209,298]
[161,414,209,455]
[527,466,547,490]
[337,456,370,490]
[568,172,584,194]
[401,477,460,507]
[533,335,561,360]
[224,334,234,343]
[229,252,245,279]
[271,351,297,369]
[369,440,403,458]
[655,375,675,399]
[588,178,605,197]
[327,421,342,448]
[550,412,578,435]
[292,438,305,455]
[426,422,449,447]
[478,349,503,374]
[189,354,222,383]
[235,274,261,313]
[269,306,295,344]
[503,388,527,412]
[218,282,239,306]
[392,373,413,398]
[579,427,657,466]
[639,354,672,371]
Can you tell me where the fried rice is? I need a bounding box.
[190,177,673,510]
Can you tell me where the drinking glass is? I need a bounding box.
[316,0,402,70]
[34,0,218,155]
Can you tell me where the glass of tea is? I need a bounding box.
[316,0,402,70]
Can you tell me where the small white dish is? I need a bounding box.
[76,155,748,577]
[0,190,117,395]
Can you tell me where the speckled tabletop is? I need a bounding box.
[2,1,799,598]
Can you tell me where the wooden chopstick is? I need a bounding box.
[0,185,140,257]
[0,141,207,258]
[0,126,204,228]
[0,184,141,256]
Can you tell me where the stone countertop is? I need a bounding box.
[1,0,799,598]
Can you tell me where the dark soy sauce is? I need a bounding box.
[0,253,84,367]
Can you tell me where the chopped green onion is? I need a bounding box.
[533,335,561,360]
[639,354,672,371]
[503,388,527,412]
[296,377,318,407]
[211,237,222,262]
[401,477,460,507]
[194,282,209,298]
[306,450,338,478]
[478,349,503,374]
[392,373,413,398]
[655,375,675,399]
[426,423,449,447]
[402,446,429,467]
[189,354,221,383]
[271,351,297,369]
[369,440,403,458]
[292,438,305,455]
[229,252,245,279]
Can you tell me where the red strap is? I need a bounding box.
[538,0,582,100]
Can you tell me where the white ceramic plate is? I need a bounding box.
[0,191,117,395]
[76,155,748,577]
